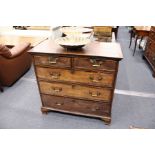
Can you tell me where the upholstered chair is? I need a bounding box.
[0,43,32,91]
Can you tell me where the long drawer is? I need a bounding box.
[74,57,117,71]
[41,94,111,116]
[39,81,112,101]
[34,55,71,68]
[36,67,115,87]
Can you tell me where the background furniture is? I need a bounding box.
[93,26,113,42]
[26,26,51,30]
[29,40,123,124]
[129,26,150,56]
[0,35,47,47]
[0,43,31,88]
[13,26,51,30]
[13,26,28,30]
[112,26,119,40]
[0,82,3,92]
[144,26,155,77]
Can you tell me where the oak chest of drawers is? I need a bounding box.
[29,40,123,124]
[144,26,155,77]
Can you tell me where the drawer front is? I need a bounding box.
[149,30,155,41]
[41,94,111,116]
[74,57,117,71]
[36,67,115,87]
[39,81,112,101]
[34,55,71,67]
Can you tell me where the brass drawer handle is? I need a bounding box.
[55,102,64,106]
[92,64,101,67]
[48,57,58,64]
[50,72,61,79]
[89,75,102,82]
[90,59,103,67]
[89,91,101,97]
[52,87,62,92]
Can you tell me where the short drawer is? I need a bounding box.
[149,30,155,41]
[39,81,112,102]
[34,55,71,68]
[36,67,115,87]
[41,94,111,116]
[74,57,117,71]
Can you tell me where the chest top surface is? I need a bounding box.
[29,39,123,60]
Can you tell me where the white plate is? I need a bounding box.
[55,36,91,49]
[60,27,93,35]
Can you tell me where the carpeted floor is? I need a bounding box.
[0,26,155,129]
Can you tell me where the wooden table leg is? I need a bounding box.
[112,26,119,41]
[129,30,134,48]
[0,83,3,92]
[139,36,143,49]
[133,35,138,56]
[115,26,119,40]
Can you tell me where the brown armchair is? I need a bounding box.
[0,43,32,91]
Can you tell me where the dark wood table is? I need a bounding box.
[0,82,3,92]
[129,26,151,56]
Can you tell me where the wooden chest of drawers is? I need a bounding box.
[144,26,155,77]
[29,40,123,124]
